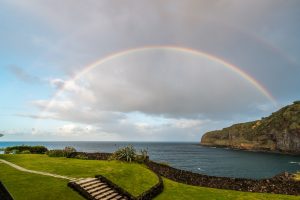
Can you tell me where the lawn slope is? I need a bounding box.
[0,154,158,196]
[0,163,84,200]
[156,178,300,200]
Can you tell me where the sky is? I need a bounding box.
[0,0,300,141]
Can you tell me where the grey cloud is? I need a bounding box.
[2,0,300,140]
[6,65,41,84]
[3,0,300,101]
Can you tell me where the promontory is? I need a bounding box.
[201,101,300,154]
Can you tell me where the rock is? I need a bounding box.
[201,101,300,154]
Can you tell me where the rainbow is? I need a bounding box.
[42,45,276,117]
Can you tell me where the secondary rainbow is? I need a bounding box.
[42,45,276,117]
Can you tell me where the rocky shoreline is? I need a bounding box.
[146,160,300,195]
[200,144,300,156]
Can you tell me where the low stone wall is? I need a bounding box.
[136,174,163,200]
[145,161,300,195]
[68,152,112,160]
[0,181,14,200]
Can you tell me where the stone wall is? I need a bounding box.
[145,161,300,195]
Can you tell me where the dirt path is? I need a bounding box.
[0,158,76,181]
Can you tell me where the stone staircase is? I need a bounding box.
[69,178,130,200]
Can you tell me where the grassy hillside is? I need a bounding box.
[156,179,300,200]
[0,154,157,196]
[1,155,300,200]
[0,162,84,200]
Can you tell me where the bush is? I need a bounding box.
[63,146,77,157]
[135,149,149,163]
[110,145,136,162]
[110,145,149,163]
[12,149,20,154]
[74,154,89,160]
[46,146,77,157]
[4,145,48,154]
[46,150,65,157]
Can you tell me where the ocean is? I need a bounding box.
[1,141,299,179]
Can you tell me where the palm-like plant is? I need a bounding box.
[111,145,136,162]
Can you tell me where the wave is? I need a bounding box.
[289,161,300,165]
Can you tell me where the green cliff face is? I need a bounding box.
[201,101,300,154]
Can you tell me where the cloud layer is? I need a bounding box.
[1,0,300,140]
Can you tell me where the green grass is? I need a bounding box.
[156,178,300,200]
[0,154,158,196]
[0,163,84,200]
[1,154,299,200]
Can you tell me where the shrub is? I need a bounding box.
[74,154,89,160]
[46,150,65,157]
[110,145,136,162]
[135,149,149,163]
[4,145,48,154]
[12,149,20,154]
[63,146,77,157]
[46,146,77,157]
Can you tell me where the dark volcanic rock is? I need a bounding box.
[201,101,300,154]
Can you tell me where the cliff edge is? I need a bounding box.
[201,101,300,154]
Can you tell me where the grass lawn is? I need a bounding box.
[0,154,158,197]
[0,162,84,200]
[1,154,299,200]
[156,178,300,200]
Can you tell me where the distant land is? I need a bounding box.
[201,101,300,155]
[0,134,3,137]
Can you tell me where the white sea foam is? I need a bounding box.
[289,161,300,165]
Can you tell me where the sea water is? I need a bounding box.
[1,141,299,179]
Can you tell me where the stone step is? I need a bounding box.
[110,195,124,200]
[94,190,115,200]
[101,192,119,200]
[90,187,111,197]
[69,178,129,200]
[88,184,109,194]
[76,178,97,185]
[86,183,107,192]
[80,179,101,188]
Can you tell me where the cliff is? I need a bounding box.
[201,101,300,154]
